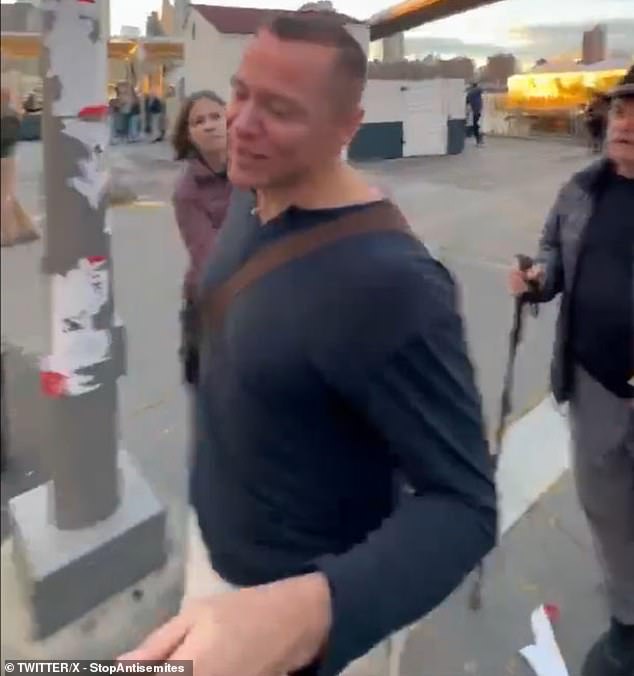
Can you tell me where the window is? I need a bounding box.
[191,20,196,40]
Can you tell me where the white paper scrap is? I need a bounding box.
[520,605,570,676]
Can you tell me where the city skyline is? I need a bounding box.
[1,0,633,64]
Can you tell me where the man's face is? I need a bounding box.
[607,97,634,166]
[226,30,362,190]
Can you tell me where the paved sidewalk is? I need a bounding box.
[401,470,603,676]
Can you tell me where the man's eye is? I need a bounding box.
[269,105,291,119]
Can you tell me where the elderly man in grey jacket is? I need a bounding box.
[510,66,634,676]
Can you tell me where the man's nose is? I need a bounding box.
[232,102,259,136]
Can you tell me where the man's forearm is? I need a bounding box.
[314,494,497,676]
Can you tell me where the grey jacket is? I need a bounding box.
[532,159,621,403]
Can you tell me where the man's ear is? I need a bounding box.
[342,105,364,147]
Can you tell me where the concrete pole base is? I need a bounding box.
[8,450,168,640]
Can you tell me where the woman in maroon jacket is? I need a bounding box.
[172,90,231,385]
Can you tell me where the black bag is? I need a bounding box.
[1,113,21,158]
[179,298,200,386]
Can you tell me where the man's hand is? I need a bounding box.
[119,573,332,676]
[508,261,544,297]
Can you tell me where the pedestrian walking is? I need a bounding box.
[123,14,496,676]
[508,65,634,676]
[172,91,231,386]
[585,93,609,154]
[466,81,484,147]
[144,92,165,142]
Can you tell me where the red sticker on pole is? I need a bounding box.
[78,105,109,120]
[87,255,106,265]
[41,371,68,398]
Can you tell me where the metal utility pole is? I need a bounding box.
[10,0,166,640]
[38,0,121,529]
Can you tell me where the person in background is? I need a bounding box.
[509,65,633,676]
[124,15,496,676]
[466,81,484,147]
[171,90,231,386]
[1,86,39,247]
[128,91,141,143]
[114,84,131,143]
[585,93,609,154]
[145,92,165,143]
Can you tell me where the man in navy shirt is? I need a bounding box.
[125,14,496,676]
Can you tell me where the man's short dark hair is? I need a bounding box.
[260,14,368,111]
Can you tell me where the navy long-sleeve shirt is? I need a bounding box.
[192,189,497,675]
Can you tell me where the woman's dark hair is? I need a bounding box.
[172,90,226,160]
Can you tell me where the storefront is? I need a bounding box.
[483,59,630,140]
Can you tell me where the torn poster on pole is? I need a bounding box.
[43,0,108,118]
[42,256,111,397]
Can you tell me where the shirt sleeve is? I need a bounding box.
[531,186,567,303]
[173,197,216,293]
[313,261,498,676]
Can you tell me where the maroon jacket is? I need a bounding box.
[173,157,231,300]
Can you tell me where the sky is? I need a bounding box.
[3,0,633,64]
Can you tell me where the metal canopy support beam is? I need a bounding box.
[369,0,503,41]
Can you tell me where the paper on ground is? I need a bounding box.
[520,605,570,676]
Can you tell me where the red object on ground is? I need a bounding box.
[544,603,561,623]
[87,255,106,265]
[78,105,109,120]
[41,371,68,398]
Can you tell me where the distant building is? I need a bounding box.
[481,54,517,86]
[443,57,475,82]
[120,25,141,39]
[1,1,42,33]
[582,25,606,65]
[299,1,337,10]
[161,0,176,36]
[174,0,190,36]
[146,11,165,37]
[381,33,405,63]
[2,0,109,35]
[368,56,474,82]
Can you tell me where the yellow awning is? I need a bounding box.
[1,34,183,63]
[1,33,41,59]
[507,68,627,110]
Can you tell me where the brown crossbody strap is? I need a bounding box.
[202,200,412,332]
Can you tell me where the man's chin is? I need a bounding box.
[228,166,261,190]
[608,141,634,158]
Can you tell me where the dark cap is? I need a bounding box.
[607,64,634,100]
